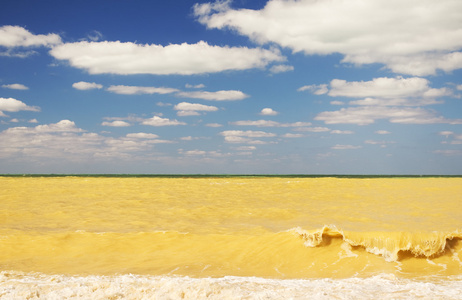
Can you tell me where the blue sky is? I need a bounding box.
[1,0,462,174]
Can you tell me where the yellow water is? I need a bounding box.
[1,177,461,280]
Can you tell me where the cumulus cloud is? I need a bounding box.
[142,116,186,126]
[311,77,460,125]
[269,64,294,73]
[259,108,278,116]
[330,130,354,134]
[101,120,131,127]
[174,102,218,116]
[194,0,462,75]
[220,130,276,143]
[0,25,61,48]
[176,90,248,101]
[0,97,40,115]
[329,77,449,104]
[126,133,159,139]
[107,85,178,95]
[2,83,28,90]
[49,40,284,75]
[72,81,103,90]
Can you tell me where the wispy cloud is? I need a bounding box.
[176,90,248,101]
[2,83,29,90]
[107,85,178,95]
[230,120,311,127]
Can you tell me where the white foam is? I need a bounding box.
[1,272,462,300]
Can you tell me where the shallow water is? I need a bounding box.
[1,177,461,298]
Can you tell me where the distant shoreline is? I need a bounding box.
[1,174,461,178]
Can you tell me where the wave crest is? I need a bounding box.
[290,225,462,262]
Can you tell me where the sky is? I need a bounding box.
[1,0,462,174]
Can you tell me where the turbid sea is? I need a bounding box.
[0,176,461,299]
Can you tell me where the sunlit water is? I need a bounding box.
[1,176,461,299]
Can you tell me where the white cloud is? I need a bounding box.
[221,130,276,138]
[72,81,103,90]
[315,106,462,125]
[35,120,84,133]
[220,130,276,143]
[28,118,38,123]
[330,130,354,134]
[0,120,166,162]
[298,84,328,95]
[234,146,256,151]
[126,133,159,139]
[156,102,172,107]
[176,111,201,117]
[349,97,442,107]
[142,116,186,126]
[0,49,37,58]
[185,84,205,89]
[364,140,396,145]
[49,40,284,75]
[439,131,454,137]
[294,127,330,132]
[312,77,461,125]
[0,97,40,114]
[205,123,222,127]
[375,130,391,135]
[85,30,103,42]
[259,108,278,116]
[331,144,362,150]
[176,90,248,101]
[0,25,61,48]
[282,133,304,138]
[101,120,131,127]
[107,85,178,95]
[328,77,449,105]
[434,150,462,156]
[173,102,218,116]
[269,64,294,73]
[2,83,29,90]
[184,150,207,155]
[194,0,462,75]
[330,101,345,106]
[230,120,311,127]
